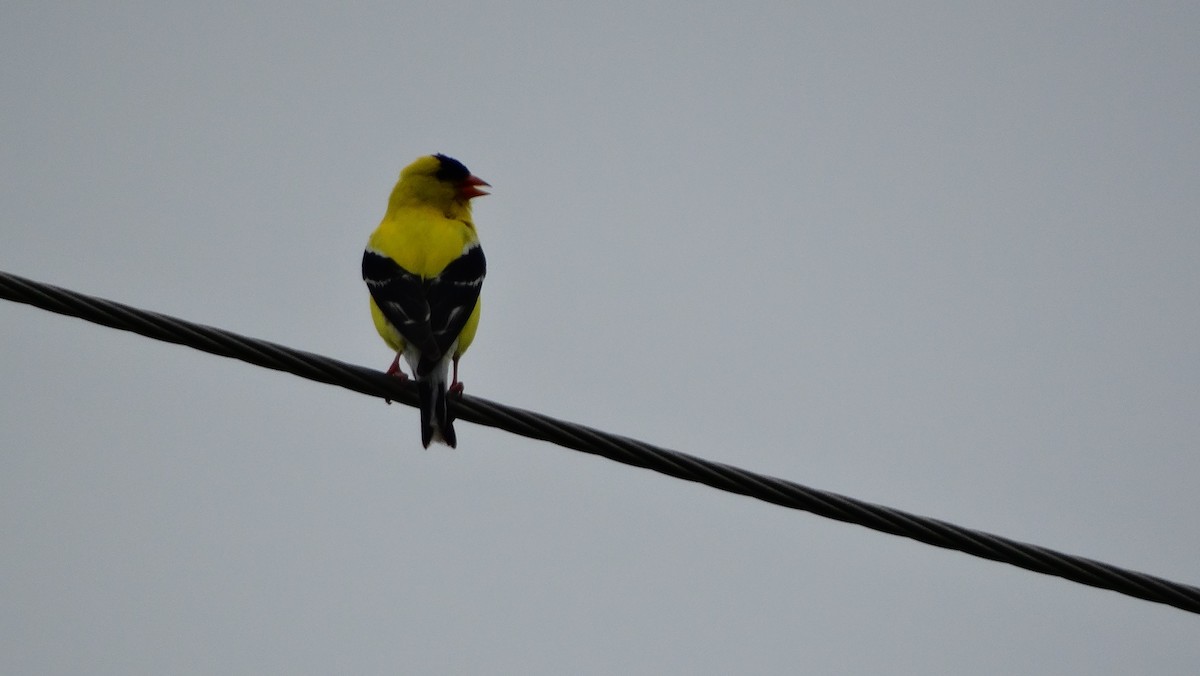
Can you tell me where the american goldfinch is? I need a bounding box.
[362,154,488,448]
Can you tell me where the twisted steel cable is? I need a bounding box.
[2,268,1198,615]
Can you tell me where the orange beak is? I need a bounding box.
[459,174,490,200]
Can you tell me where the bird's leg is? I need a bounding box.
[448,355,464,396]
[384,352,408,405]
[385,352,408,381]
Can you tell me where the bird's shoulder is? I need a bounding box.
[367,206,480,278]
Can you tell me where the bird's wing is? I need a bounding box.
[424,242,486,359]
[363,249,439,357]
[362,242,485,374]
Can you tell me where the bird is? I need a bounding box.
[362,154,488,448]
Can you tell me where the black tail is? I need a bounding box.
[417,377,457,448]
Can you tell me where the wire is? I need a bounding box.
[2,267,1199,616]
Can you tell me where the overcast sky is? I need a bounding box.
[3,2,1199,674]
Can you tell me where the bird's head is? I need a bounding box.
[392,154,490,212]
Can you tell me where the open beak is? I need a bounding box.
[459,175,491,200]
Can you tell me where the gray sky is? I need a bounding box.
[3,2,1199,674]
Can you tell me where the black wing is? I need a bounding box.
[362,243,485,376]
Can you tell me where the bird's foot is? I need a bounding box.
[385,353,404,377]
[384,357,408,404]
[449,356,464,397]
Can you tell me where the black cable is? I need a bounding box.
[2,268,1198,616]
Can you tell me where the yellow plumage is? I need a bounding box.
[362,154,488,448]
[366,210,483,358]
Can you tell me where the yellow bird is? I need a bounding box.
[362,154,488,448]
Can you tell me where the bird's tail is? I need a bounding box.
[417,359,456,448]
